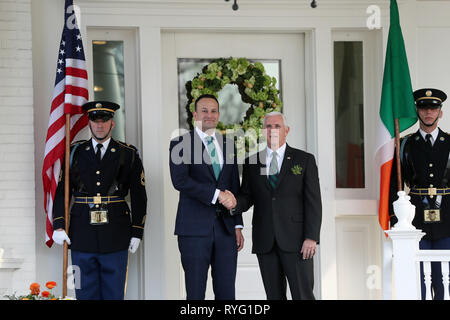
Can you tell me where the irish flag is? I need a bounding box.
[375,0,417,231]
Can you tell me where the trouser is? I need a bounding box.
[178,217,238,300]
[70,249,129,300]
[419,237,450,300]
[256,241,315,300]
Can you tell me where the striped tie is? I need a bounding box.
[206,136,221,180]
[268,151,279,189]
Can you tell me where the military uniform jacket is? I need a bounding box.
[53,138,147,253]
[389,129,450,240]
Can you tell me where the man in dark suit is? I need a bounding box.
[51,101,147,300]
[233,112,322,300]
[169,94,244,300]
[389,88,449,300]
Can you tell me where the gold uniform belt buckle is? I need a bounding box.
[428,188,437,197]
[424,209,441,223]
[93,196,102,204]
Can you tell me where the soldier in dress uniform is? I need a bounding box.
[51,101,147,300]
[389,88,449,300]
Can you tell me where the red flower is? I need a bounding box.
[46,281,57,289]
[30,283,40,296]
[41,291,50,298]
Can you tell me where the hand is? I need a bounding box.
[52,229,71,246]
[218,190,237,210]
[129,237,141,253]
[235,228,244,252]
[300,238,317,260]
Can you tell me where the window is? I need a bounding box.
[92,40,126,141]
[334,41,365,189]
[87,29,140,148]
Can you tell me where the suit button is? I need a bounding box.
[96,182,101,186]
[429,163,433,167]
[272,197,276,201]
[96,171,100,175]
[430,173,434,178]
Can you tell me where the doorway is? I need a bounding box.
[161,31,310,299]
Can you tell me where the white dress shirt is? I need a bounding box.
[419,127,439,146]
[92,138,111,160]
[195,127,223,204]
[266,143,287,176]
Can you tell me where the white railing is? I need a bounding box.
[417,250,450,300]
[387,191,450,300]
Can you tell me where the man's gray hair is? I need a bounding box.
[263,111,288,127]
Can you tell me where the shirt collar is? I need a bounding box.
[267,143,287,159]
[92,137,111,150]
[419,127,439,142]
[195,126,217,142]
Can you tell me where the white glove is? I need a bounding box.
[52,230,71,245]
[128,237,141,253]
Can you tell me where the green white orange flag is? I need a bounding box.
[375,0,417,231]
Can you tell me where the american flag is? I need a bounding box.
[42,0,88,247]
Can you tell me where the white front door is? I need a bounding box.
[161,31,308,299]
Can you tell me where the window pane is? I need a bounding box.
[92,40,126,141]
[334,41,364,188]
[177,58,281,130]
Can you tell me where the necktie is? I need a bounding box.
[96,143,103,162]
[425,134,433,148]
[268,151,279,189]
[205,136,221,180]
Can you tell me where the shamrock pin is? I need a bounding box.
[291,165,302,175]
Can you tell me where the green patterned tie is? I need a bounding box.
[206,136,221,180]
[268,151,279,189]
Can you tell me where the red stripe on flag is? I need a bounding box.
[66,67,88,79]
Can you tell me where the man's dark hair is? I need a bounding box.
[194,94,219,112]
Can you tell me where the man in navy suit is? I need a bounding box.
[169,94,244,300]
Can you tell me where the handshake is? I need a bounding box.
[218,190,237,210]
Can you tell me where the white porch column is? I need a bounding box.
[386,191,425,300]
[386,228,424,300]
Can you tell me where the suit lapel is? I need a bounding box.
[257,149,272,191]
[192,130,216,179]
[102,139,120,164]
[275,144,293,189]
[85,138,97,163]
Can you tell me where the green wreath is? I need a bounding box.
[185,57,282,135]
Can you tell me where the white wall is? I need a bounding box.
[0,0,35,296]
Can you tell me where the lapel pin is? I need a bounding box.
[111,148,116,152]
[85,146,90,151]
[440,137,445,141]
